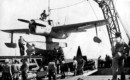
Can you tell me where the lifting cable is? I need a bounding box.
[50,0,87,11]
[50,0,87,25]
[87,0,98,20]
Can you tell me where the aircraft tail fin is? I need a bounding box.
[76,46,83,59]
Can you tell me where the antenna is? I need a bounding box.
[64,15,67,25]
[48,0,51,19]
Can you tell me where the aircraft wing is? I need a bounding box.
[1,28,29,33]
[52,19,108,32]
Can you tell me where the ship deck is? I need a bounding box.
[0,69,130,80]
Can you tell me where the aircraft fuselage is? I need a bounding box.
[29,19,70,39]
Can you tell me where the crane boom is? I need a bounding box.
[94,0,121,46]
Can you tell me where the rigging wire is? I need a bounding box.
[118,13,130,39]
[63,6,70,25]
[64,15,67,25]
[50,0,87,10]
[48,0,51,19]
[87,0,98,20]
[113,0,130,40]
[114,0,118,6]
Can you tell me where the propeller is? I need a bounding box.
[18,19,30,23]
[18,19,46,27]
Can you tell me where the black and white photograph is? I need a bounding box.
[0,0,130,80]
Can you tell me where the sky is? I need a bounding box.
[0,0,130,59]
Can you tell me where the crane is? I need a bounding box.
[94,0,122,46]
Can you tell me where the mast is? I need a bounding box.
[48,0,51,19]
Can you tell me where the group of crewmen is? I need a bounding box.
[39,47,66,80]
[98,55,112,68]
[18,36,35,57]
[73,56,86,76]
[17,35,87,80]
[0,49,66,80]
[18,35,67,80]
[44,56,85,80]
[0,58,29,80]
[46,57,66,80]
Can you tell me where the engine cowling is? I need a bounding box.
[29,19,52,34]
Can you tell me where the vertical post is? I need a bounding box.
[11,32,13,43]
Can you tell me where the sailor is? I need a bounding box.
[60,59,65,79]
[56,59,60,74]
[20,59,29,80]
[57,47,64,60]
[26,43,35,62]
[73,56,77,76]
[26,43,35,56]
[48,58,57,80]
[111,32,130,80]
[40,10,49,21]
[18,36,26,56]
[77,56,85,75]
[105,54,112,68]
[98,55,102,68]
[11,60,20,80]
[29,19,36,33]
[0,59,13,80]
